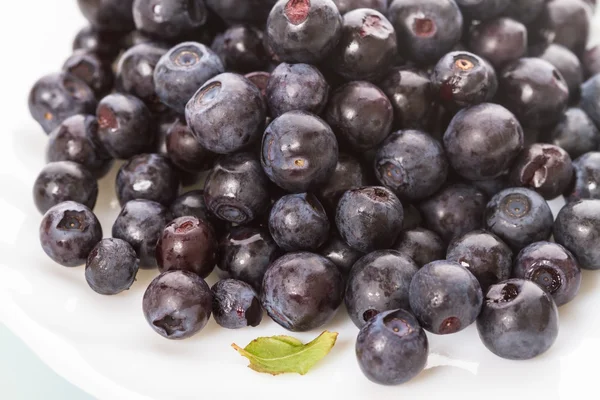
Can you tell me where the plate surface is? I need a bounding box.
[2,2,600,400]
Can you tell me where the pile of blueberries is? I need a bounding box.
[29,0,600,385]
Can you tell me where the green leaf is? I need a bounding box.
[232,331,338,375]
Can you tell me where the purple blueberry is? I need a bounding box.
[554,199,600,270]
[542,108,600,160]
[133,0,208,39]
[165,119,214,173]
[211,25,268,73]
[467,17,527,69]
[211,279,263,329]
[85,238,139,295]
[116,44,167,108]
[63,50,114,98]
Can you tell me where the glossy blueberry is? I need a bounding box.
[375,130,448,202]
[316,153,369,213]
[63,50,114,98]
[112,199,171,268]
[393,228,445,268]
[485,188,553,251]
[96,93,156,159]
[503,0,545,24]
[77,0,135,32]
[166,119,214,173]
[211,25,267,73]
[345,250,418,328]
[336,186,404,252]
[514,242,581,306]
[204,152,270,224]
[387,0,463,65]
[186,73,266,154]
[542,108,600,160]
[143,270,212,339]
[116,153,180,206]
[498,58,569,129]
[318,232,363,276]
[325,81,393,152]
[444,103,524,181]
[116,44,167,107]
[554,199,600,270]
[409,260,483,335]
[467,18,527,69]
[333,0,387,14]
[39,201,103,267]
[29,72,97,134]
[581,74,600,129]
[262,252,344,331]
[133,0,207,39]
[447,230,512,292]
[477,279,559,360]
[72,26,124,60]
[356,309,428,385]
[567,152,600,202]
[204,0,277,26]
[46,115,113,179]
[85,238,139,295]
[455,0,509,20]
[508,143,573,200]
[154,42,224,113]
[261,111,339,192]
[211,279,262,329]
[537,44,583,100]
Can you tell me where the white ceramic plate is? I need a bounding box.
[3,2,600,400]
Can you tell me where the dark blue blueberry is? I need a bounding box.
[261,110,339,192]
[154,42,224,113]
[581,74,600,129]
[269,193,330,251]
[333,0,388,14]
[116,44,167,108]
[444,103,524,181]
[266,63,330,118]
[503,0,545,24]
[186,73,266,154]
[356,309,428,385]
[409,260,483,335]
[112,199,172,268]
[318,232,363,276]
[485,187,553,251]
[85,238,140,295]
[513,241,581,306]
[467,17,527,69]
[447,230,512,292]
[387,0,463,65]
[46,114,113,179]
[72,26,125,60]
[116,153,180,206]
[554,199,600,270]
[266,0,343,64]
[211,279,263,329]
[96,93,156,160]
[316,153,369,213]
[455,0,509,20]
[477,279,559,360]
[537,44,583,101]
[419,184,487,243]
[63,50,114,98]
[143,270,213,339]
[261,252,344,332]
[77,0,135,32]
[567,152,600,202]
[39,201,103,267]
[542,108,600,160]
[205,0,277,25]
[393,228,445,268]
[166,119,214,173]
[204,152,270,224]
[211,25,268,73]
[133,0,208,39]
[375,130,448,202]
[325,81,393,152]
[336,186,404,252]
[29,72,97,134]
[345,250,418,328]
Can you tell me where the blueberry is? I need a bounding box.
[409,261,483,335]
[211,279,262,329]
[266,0,343,64]
[116,44,167,107]
[542,0,590,56]
[112,199,172,268]
[77,0,135,32]
[85,238,140,295]
[29,73,97,134]
[63,50,114,98]
[420,184,487,243]
[455,0,509,21]
[318,232,364,276]
[375,130,448,202]
[261,111,339,192]
[393,228,445,268]
[211,25,268,73]
[387,0,463,65]
[580,74,600,129]
[477,279,559,360]
[336,186,404,252]
[485,187,553,251]
[554,199,600,270]
[316,153,369,213]
[186,73,266,154]
[143,270,212,339]
[498,58,569,129]
[133,0,208,39]
[72,26,124,60]
[116,153,180,206]
[205,0,277,26]
[330,8,397,81]
[583,45,600,78]
[39,201,103,267]
[333,0,388,14]
[96,94,156,159]
[154,42,224,114]
[444,103,524,181]
[447,230,513,292]
[166,119,214,173]
[170,190,212,222]
[269,193,330,251]
[503,0,545,24]
[266,63,330,118]
[541,108,600,160]
[325,81,393,152]
[261,252,344,332]
[46,114,113,179]
[345,250,418,328]
[467,18,527,69]
[537,44,583,100]
[566,152,600,202]
[204,152,270,224]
